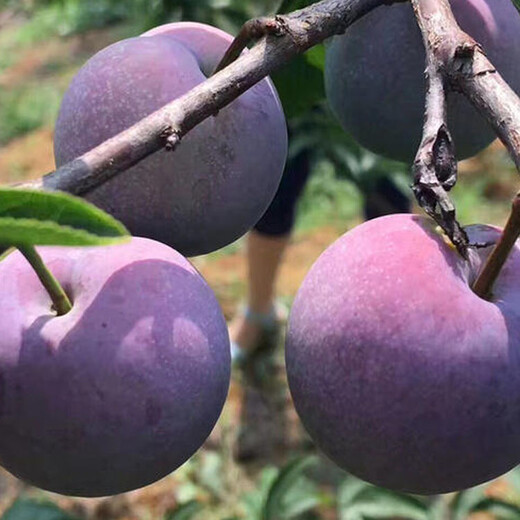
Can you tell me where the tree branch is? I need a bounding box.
[212,16,287,74]
[20,0,400,196]
[472,192,520,300]
[14,0,520,274]
[411,0,466,256]
[411,0,520,255]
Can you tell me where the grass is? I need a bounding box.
[454,147,517,228]
[296,160,362,233]
[2,2,129,49]
[0,82,64,145]
[0,12,136,147]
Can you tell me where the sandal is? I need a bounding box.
[230,303,287,365]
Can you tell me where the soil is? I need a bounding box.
[0,126,55,184]
[1,27,121,90]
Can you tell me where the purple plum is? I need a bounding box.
[325,0,520,162]
[286,214,520,494]
[54,22,287,257]
[0,237,230,496]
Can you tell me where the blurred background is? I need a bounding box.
[1,0,520,518]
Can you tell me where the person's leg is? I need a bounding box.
[244,231,290,315]
[230,156,412,355]
[230,149,312,354]
[229,231,290,351]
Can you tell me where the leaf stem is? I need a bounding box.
[472,193,520,300]
[18,245,72,316]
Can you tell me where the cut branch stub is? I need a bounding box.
[432,124,457,191]
[413,123,468,258]
[212,16,288,75]
[412,178,469,258]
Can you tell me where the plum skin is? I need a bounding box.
[325,0,520,163]
[286,214,520,494]
[54,22,287,257]
[0,237,230,497]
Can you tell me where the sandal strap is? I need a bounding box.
[244,306,278,330]
[230,341,246,363]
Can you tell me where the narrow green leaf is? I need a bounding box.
[504,466,520,495]
[305,44,325,71]
[426,497,449,520]
[0,188,129,247]
[0,217,129,247]
[241,466,279,520]
[164,500,204,520]
[3,499,77,520]
[338,476,372,509]
[339,477,428,520]
[272,48,325,118]
[273,0,326,118]
[278,477,321,519]
[472,498,520,520]
[342,501,427,520]
[450,485,488,520]
[0,246,14,261]
[262,455,318,520]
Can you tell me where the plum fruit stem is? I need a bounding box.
[472,193,520,300]
[18,245,72,316]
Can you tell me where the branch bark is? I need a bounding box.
[20,0,401,196]
[411,0,520,255]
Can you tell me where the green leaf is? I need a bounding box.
[241,466,279,520]
[0,188,129,248]
[338,476,372,509]
[3,499,77,520]
[450,485,488,520]
[472,498,520,520]
[276,476,321,519]
[164,500,204,520]
[426,497,449,520]
[277,0,317,15]
[514,0,520,13]
[0,246,14,261]
[505,466,520,495]
[338,477,428,520]
[262,455,318,520]
[197,451,224,498]
[305,44,325,71]
[273,0,327,119]
[272,47,325,118]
